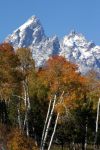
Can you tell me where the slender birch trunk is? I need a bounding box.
[26,110,29,137]
[17,107,21,130]
[23,81,27,107]
[23,79,30,108]
[12,95,23,130]
[24,113,27,128]
[24,109,29,137]
[26,77,31,109]
[41,95,57,150]
[48,113,59,150]
[47,91,64,150]
[85,121,88,150]
[94,98,100,148]
[72,141,75,150]
[40,98,52,149]
[23,79,30,137]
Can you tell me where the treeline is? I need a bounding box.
[0,43,100,150]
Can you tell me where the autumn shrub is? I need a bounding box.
[7,128,38,150]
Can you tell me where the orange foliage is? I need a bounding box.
[7,128,38,150]
[38,56,79,93]
[0,43,23,100]
[38,56,84,113]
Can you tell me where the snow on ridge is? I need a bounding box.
[60,31,100,73]
[5,16,100,74]
[19,16,38,31]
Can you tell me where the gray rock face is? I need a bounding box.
[5,16,100,74]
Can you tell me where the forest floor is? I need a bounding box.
[51,144,100,150]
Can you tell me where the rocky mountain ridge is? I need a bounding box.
[5,16,100,74]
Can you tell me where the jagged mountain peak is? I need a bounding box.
[5,16,100,74]
[60,31,100,73]
[63,31,89,46]
[18,15,41,31]
[5,16,45,48]
[68,29,81,37]
[5,16,60,67]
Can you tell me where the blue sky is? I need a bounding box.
[0,0,100,44]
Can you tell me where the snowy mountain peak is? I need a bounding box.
[5,16,100,74]
[60,32,100,73]
[5,16,45,48]
[5,16,61,67]
[69,29,77,36]
[66,31,87,43]
[18,16,40,31]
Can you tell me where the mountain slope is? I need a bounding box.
[5,16,100,73]
[5,16,60,67]
[60,31,100,73]
[6,16,46,48]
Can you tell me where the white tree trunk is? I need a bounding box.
[41,95,57,150]
[23,80,30,137]
[48,113,59,150]
[47,91,64,150]
[94,98,100,148]
[85,121,88,150]
[23,110,29,137]
[17,107,21,130]
[26,78,31,109]
[12,95,23,130]
[41,91,64,150]
[23,81,27,107]
[40,98,52,149]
